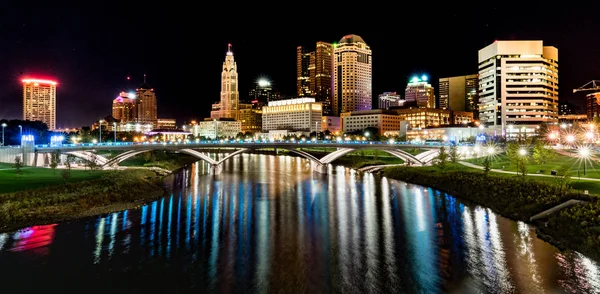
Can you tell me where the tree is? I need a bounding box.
[483,156,492,175]
[517,154,528,176]
[505,142,520,167]
[532,141,556,165]
[555,165,571,193]
[87,153,99,170]
[13,155,23,174]
[61,154,75,183]
[433,146,449,169]
[50,149,61,173]
[449,144,460,163]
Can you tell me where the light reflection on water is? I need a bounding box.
[0,153,598,293]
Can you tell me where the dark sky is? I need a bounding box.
[1,2,599,128]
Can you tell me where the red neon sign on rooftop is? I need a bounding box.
[22,78,58,85]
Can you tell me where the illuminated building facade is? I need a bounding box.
[394,108,474,128]
[112,92,134,123]
[22,78,57,130]
[587,93,600,120]
[378,92,403,109]
[405,76,435,108]
[211,44,239,120]
[341,109,403,136]
[333,34,372,116]
[196,118,241,139]
[321,116,341,134]
[134,76,157,127]
[262,98,322,132]
[297,42,334,115]
[238,102,263,133]
[438,74,478,117]
[478,40,559,135]
[157,118,177,129]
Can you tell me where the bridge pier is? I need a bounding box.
[209,163,223,175]
[312,163,328,174]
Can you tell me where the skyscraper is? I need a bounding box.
[478,40,558,134]
[134,75,157,127]
[296,42,334,114]
[333,34,372,116]
[378,92,403,109]
[405,75,435,108]
[211,44,239,120]
[22,78,57,130]
[249,78,276,105]
[112,92,134,123]
[438,74,479,116]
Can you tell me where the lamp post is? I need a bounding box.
[1,123,6,146]
[580,147,590,176]
[98,119,103,144]
[518,148,527,175]
[18,125,22,146]
[113,122,117,143]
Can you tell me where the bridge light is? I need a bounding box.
[388,138,395,144]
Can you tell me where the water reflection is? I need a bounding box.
[0,154,598,293]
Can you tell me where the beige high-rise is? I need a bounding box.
[22,78,57,130]
[211,44,239,120]
[478,40,558,135]
[333,34,372,116]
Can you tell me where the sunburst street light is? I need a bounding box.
[579,147,591,175]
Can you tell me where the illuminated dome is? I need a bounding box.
[339,34,366,44]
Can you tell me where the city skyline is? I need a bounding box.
[1,3,599,127]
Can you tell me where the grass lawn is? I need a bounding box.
[465,153,600,179]
[424,162,600,195]
[0,166,105,194]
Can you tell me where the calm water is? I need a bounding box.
[0,154,599,293]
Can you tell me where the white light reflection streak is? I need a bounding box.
[255,179,270,293]
[93,217,106,264]
[462,207,482,278]
[363,173,380,286]
[486,209,513,292]
[0,233,8,251]
[335,165,350,286]
[108,212,118,258]
[380,177,398,283]
[515,221,541,290]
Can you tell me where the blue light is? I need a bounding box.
[421,75,428,81]
[21,135,34,142]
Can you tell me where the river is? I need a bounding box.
[0,154,599,293]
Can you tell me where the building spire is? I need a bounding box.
[227,43,233,55]
[143,73,147,83]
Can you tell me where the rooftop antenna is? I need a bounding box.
[143,73,147,84]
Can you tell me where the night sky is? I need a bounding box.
[1,2,599,128]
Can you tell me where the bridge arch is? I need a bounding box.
[319,148,424,165]
[65,151,109,165]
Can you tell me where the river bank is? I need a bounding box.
[380,164,600,261]
[0,169,169,233]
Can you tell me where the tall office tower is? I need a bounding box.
[134,74,158,127]
[333,34,372,116]
[438,74,479,116]
[249,78,275,105]
[22,78,57,130]
[112,92,134,122]
[378,92,403,109]
[404,75,435,108]
[478,40,558,133]
[214,43,239,120]
[297,46,313,97]
[296,42,334,115]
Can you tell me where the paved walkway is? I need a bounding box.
[458,161,600,182]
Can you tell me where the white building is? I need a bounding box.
[341,109,404,136]
[333,34,372,116]
[195,118,241,139]
[478,40,559,137]
[262,98,322,132]
[22,78,57,130]
[378,92,403,109]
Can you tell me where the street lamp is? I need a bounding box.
[518,148,527,175]
[98,119,103,144]
[487,146,495,155]
[113,122,117,143]
[1,123,6,146]
[580,147,590,176]
[18,125,22,146]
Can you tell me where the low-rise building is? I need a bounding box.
[157,118,177,129]
[195,118,241,139]
[341,109,404,136]
[262,97,322,132]
[406,126,494,143]
[239,102,263,133]
[392,107,474,128]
